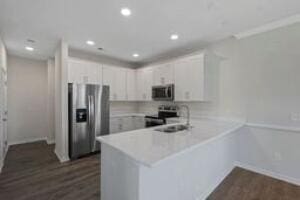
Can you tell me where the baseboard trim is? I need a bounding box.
[54,148,69,163]
[8,137,48,146]
[0,159,3,173]
[235,162,300,186]
[198,164,235,200]
[46,138,55,145]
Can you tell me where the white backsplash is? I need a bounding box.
[137,101,219,118]
[110,102,139,115]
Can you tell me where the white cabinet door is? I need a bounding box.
[153,63,174,86]
[68,60,86,83]
[126,69,137,101]
[133,116,145,129]
[68,59,102,84]
[103,66,126,101]
[122,117,134,132]
[110,118,119,134]
[115,68,126,101]
[174,54,205,101]
[86,62,103,84]
[136,68,153,101]
[110,117,124,134]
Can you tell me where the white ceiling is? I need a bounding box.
[0,0,300,65]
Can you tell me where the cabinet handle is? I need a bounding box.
[118,124,123,130]
[161,77,165,85]
[185,91,190,100]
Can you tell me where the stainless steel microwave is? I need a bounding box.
[152,84,174,101]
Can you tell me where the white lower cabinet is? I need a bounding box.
[109,118,121,134]
[133,116,145,129]
[110,116,145,134]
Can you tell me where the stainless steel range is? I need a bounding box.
[145,105,178,127]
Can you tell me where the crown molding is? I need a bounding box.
[234,14,300,39]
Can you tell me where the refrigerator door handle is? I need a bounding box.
[90,95,97,151]
[88,95,92,129]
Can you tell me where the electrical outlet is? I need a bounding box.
[290,113,300,121]
[274,152,282,161]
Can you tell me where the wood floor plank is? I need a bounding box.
[0,141,100,200]
[0,141,299,200]
[208,167,300,200]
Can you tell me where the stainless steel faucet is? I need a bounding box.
[178,105,190,127]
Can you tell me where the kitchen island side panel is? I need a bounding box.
[138,131,239,200]
[101,143,140,200]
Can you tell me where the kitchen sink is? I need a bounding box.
[155,124,191,133]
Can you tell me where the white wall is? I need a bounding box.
[236,126,300,185]
[7,55,48,145]
[47,59,55,143]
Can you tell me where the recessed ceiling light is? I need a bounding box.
[86,40,95,46]
[121,8,131,16]
[25,46,34,51]
[170,34,179,40]
[133,53,139,58]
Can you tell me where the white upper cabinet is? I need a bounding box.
[153,63,174,86]
[68,58,102,84]
[103,65,126,101]
[174,53,218,102]
[68,51,218,102]
[136,67,153,101]
[126,69,137,101]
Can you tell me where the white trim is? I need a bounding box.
[246,123,300,133]
[0,144,9,174]
[0,160,3,173]
[235,162,300,186]
[46,138,55,145]
[8,137,48,146]
[198,164,235,200]
[54,148,69,163]
[234,14,300,39]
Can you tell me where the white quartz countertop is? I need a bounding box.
[97,118,244,167]
[110,113,146,118]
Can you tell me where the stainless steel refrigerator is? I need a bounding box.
[68,83,109,159]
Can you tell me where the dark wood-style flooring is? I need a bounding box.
[0,142,100,200]
[0,141,299,200]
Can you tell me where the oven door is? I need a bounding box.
[152,84,174,101]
